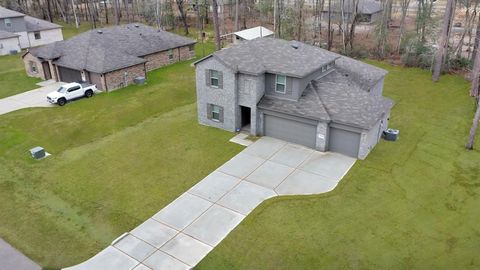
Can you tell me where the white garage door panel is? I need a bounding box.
[264,115,317,148]
[328,127,360,158]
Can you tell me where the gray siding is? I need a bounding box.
[264,73,295,100]
[0,16,26,32]
[237,73,265,134]
[358,110,390,159]
[196,57,237,132]
[370,78,384,96]
[296,68,328,98]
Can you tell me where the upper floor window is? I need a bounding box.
[275,74,286,93]
[4,18,12,28]
[34,31,41,40]
[189,44,194,51]
[168,49,174,60]
[210,70,221,88]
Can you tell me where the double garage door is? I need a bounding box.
[264,114,317,148]
[58,66,82,83]
[264,114,361,158]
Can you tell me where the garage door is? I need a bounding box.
[58,66,82,82]
[264,114,317,148]
[328,127,360,158]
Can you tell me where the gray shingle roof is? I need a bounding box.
[258,69,393,129]
[24,16,61,31]
[212,38,340,78]
[29,23,196,73]
[0,6,24,18]
[0,29,19,39]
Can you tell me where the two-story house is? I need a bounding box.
[0,6,63,55]
[194,38,394,159]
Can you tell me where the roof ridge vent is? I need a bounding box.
[97,29,103,34]
[291,42,299,49]
[134,23,140,28]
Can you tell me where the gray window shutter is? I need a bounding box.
[207,104,212,119]
[205,69,211,86]
[218,72,223,89]
[219,106,224,123]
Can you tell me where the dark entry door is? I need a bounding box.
[42,62,51,80]
[241,106,251,127]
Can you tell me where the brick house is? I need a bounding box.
[195,38,393,159]
[22,23,196,91]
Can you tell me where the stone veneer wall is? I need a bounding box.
[104,63,146,91]
[23,52,45,79]
[315,122,328,152]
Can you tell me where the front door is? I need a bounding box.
[240,106,251,130]
[42,62,51,80]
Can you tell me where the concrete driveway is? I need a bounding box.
[0,81,63,115]
[0,238,41,270]
[64,137,356,270]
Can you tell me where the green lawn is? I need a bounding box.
[0,42,237,269]
[197,63,480,269]
[0,53,41,99]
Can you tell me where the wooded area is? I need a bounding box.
[1,0,480,146]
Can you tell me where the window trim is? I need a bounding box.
[168,49,174,60]
[275,74,286,94]
[211,104,221,122]
[210,70,220,88]
[4,18,12,28]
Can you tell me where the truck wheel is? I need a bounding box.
[57,98,66,106]
[85,90,93,98]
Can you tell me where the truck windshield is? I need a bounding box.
[57,87,67,93]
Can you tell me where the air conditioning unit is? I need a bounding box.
[29,146,46,159]
[383,128,399,141]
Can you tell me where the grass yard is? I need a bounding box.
[0,53,41,99]
[197,62,480,269]
[0,41,240,269]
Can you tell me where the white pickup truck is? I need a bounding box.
[47,82,97,106]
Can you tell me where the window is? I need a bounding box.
[275,74,286,93]
[67,86,81,92]
[210,70,220,87]
[211,105,221,121]
[0,43,3,49]
[34,31,41,40]
[29,61,38,73]
[168,49,174,60]
[4,18,11,28]
[189,44,194,51]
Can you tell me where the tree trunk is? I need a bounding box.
[176,0,189,35]
[212,0,221,50]
[113,0,119,24]
[466,99,480,149]
[432,0,455,82]
[471,34,480,96]
[104,0,109,24]
[472,13,480,61]
[235,0,239,31]
[397,0,410,53]
[71,0,79,28]
[327,0,332,50]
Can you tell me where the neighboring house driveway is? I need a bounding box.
[0,238,41,270]
[64,137,356,270]
[0,81,63,115]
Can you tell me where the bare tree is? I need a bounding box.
[71,0,79,28]
[375,0,392,58]
[235,0,239,31]
[466,98,480,149]
[212,0,221,50]
[432,0,455,82]
[397,0,411,53]
[113,0,120,24]
[416,0,435,43]
[176,0,189,34]
[327,0,333,50]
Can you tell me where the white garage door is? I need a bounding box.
[264,114,317,148]
[328,127,361,158]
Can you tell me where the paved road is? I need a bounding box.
[0,82,62,115]
[0,238,41,270]
[64,137,356,270]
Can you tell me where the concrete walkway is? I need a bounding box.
[64,137,356,270]
[0,238,41,270]
[0,81,63,115]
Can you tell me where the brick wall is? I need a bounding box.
[143,45,195,72]
[23,52,45,79]
[104,63,146,91]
